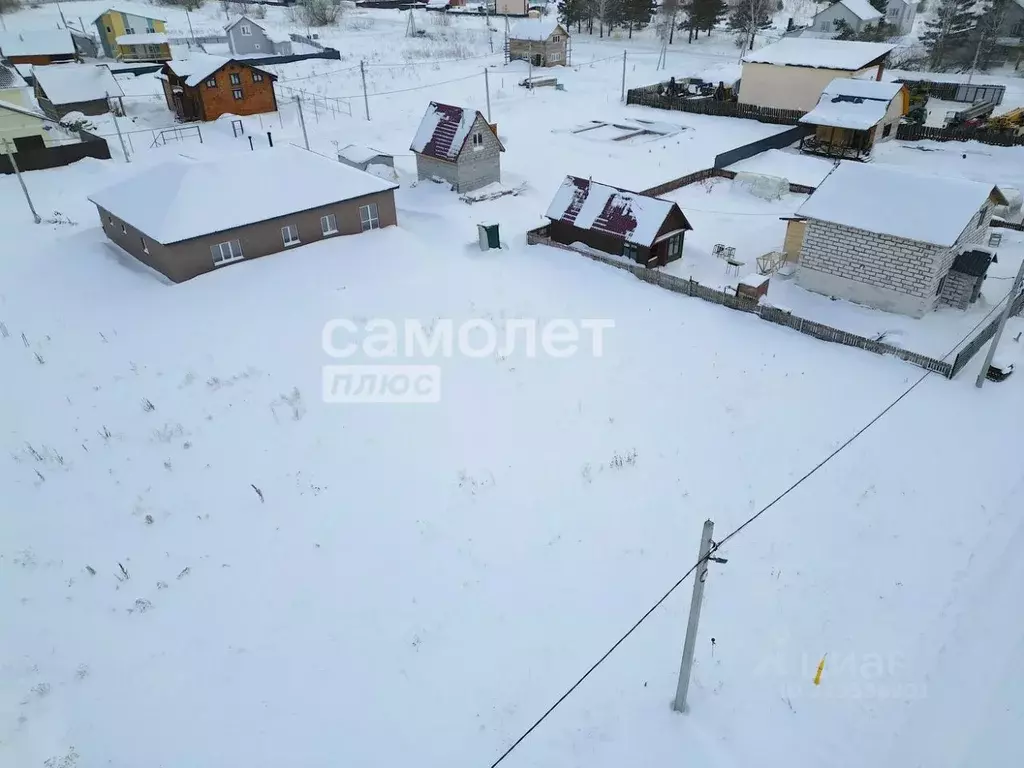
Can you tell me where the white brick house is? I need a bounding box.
[410,102,504,193]
[794,163,1007,317]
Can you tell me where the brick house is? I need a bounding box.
[87,147,399,283]
[410,101,504,193]
[508,18,569,67]
[158,54,277,122]
[543,176,692,268]
[794,163,1007,317]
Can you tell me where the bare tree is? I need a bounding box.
[728,0,773,51]
[658,0,682,44]
[299,0,343,26]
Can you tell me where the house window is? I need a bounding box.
[232,88,243,100]
[321,213,338,235]
[240,24,252,36]
[211,239,243,266]
[206,77,217,87]
[887,7,898,17]
[552,34,560,42]
[359,203,380,231]
[107,216,113,225]
[882,122,892,137]
[550,52,561,62]
[281,224,300,247]
[253,71,264,82]
[147,25,155,33]
[936,275,947,296]
[230,72,241,85]
[471,132,483,146]
[106,25,112,32]
[622,241,639,261]
[1012,20,1024,37]
[141,237,149,254]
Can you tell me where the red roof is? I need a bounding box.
[410,101,504,161]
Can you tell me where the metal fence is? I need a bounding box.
[895,79,1005,106]
[0,130,110,174]
[949,291,1024,377]
[626,85,806,126]
[713,125,813,169]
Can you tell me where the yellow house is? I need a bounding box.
[0,98,63,153]
[738,39,895,112]
[93,7,170,62]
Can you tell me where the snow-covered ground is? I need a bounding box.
[2,3,1024,768]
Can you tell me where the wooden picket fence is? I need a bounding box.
[896,123,1024,147]
[626,86,805,126]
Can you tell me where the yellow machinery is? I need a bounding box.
[987,107,1024,135]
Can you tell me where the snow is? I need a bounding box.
[338,143,390,164]
[410,102,482,160]
[833,0,883,22]
[224,14,263,32]
[115,32,169,45]
[31,63,124,105]
[545,176,681,247]
[3,4,1024,768]
[0,29,75,57]
[87,147,398,244]
[0,58,28,89]
[727,149,839,187]
[825,76,903,100]
[799,94,889,129]
[796,162,1000,247]
[164,54,232,87]
[0,97,49,121]
[742,39,895,70]
[509,17,562,41]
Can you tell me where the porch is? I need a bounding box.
[799,126,872,161]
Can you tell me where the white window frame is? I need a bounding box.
[211,239,243,266]
[253,71,264,82]
[281,224,300,247]
[229,72,241,85]
[206,77,217,87]
[321,213,338,236]
[359,203,380,232]
[549,52,561,62]
[552,34,560,42]
[240,24,252,36]
[232,88,243,100]
[471,132,484,146]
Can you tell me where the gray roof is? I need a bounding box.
[0,57,28,89]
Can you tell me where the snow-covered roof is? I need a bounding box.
[32,63,123,105]
[509,18,565,41]
[0,30,76,57]
[824,76,903,100]
[825,0,883,22]
[266,29,292,44]
[796,163,1004,247]
[116,32,168,45]
[800,95,888,129]
[88,147,399,245]
[545,176,691,248]
[164,54,273,87]
[224,15,266,32]
[410,101,503,160]
[94,6,166,22]
[799,77,903,128]
[743,39,894,70]
[338,144,391,163]
[0,58,28,89]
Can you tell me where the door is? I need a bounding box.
[661,233,683,265]
[533,53,542,67]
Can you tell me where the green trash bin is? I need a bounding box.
[477,223,500,251]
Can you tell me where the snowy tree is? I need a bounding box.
[972,0,1011,71]
[558,0,587,31]
[622,0,656,37]
[919,0,978,70]
[728,0,773,50]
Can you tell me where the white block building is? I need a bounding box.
[794,163,1007,317]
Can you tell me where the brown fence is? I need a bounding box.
[626,86,806,126]
[992,219,1024,232]
[0,130,110,175]
[896,123,1024,147]
[527,226,956,376]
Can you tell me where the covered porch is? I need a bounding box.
[799,126,872,161]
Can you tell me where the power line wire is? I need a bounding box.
[486,280,1021,768]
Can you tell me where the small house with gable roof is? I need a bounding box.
[508,18,569,67]
[410,101,504,192]
[543,176,692,268]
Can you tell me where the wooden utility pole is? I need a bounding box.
[484,67,491,122]
[4,140,41,224]
[976,257,1024,388]
[360,60,370,121]
[620,50,627,101]
[296,94,310,151]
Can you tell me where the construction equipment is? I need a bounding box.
[986,107,1024,135]
[943,100,997,129]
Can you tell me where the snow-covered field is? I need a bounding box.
[3,3,1024,768]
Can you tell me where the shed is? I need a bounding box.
[0,30,77,66]
[88,147,399,283]
[738,39,894,112]
[795,162,1006,316]
[939,248,994,310]
[543,175,692,268]
[410,101,504,192]
[798,78,907,160]
[32,63,123,119]
[508,18,569,67]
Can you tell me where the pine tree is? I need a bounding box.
[558,0,587,30]
[868,0,887,11]
[832,17,858,39]
[622,0,655,37]
[920,0,978,71]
